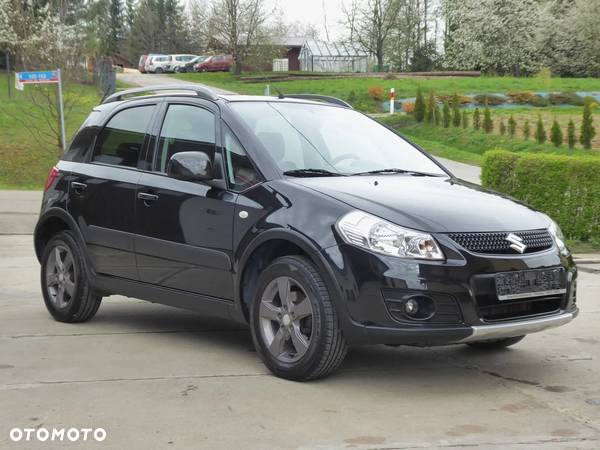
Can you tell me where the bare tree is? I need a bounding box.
[207,0,270,75]
[343,0,401,71]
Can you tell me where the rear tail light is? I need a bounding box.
[44,166,59,191]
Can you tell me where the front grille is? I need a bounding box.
[448,230,553,254]
[478,295,562,321]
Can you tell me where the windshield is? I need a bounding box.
[230,102,446,176]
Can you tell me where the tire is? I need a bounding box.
[155,67,163,74]
[40,231,102,323]
[250,256,347,381]
[466,335,525,349]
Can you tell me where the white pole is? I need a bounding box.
[390,88,395,114]
[57,69,66,152]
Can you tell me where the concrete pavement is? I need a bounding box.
[118,69,235,95]
[1,234,599,449]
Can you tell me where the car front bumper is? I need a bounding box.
[323,239,578,346]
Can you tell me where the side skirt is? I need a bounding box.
[93,275,242,323]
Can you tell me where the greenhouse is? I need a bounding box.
[299,40,369,73]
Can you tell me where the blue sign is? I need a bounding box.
[17,70,60,84]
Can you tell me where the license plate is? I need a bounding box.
[495,268,566,301]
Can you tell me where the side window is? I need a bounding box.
[92,105,154,167]
[223,125,260,191]
[155,104,216,173]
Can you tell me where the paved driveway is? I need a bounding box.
[118,70,235,94]
[1,234,599,449]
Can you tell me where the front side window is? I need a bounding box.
[223,125,259,191]
[92,105,155,167]
[230,102,446,176]
[155,105,216,173]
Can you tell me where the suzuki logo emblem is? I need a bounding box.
[506,233,527,253]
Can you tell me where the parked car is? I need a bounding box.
[138,53,164,73]
[181,55,207,73]
[195,55,233,72]
[35,85,578,381]
[168,54,198,73]
[145,54,171,73]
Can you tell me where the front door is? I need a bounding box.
[134,102,237,299]
[68,102,157,279]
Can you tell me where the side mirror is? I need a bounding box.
[167,151,213,182]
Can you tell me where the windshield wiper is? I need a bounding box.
[353,168,441,177]
[283,168,346,177]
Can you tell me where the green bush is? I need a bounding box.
[508,115,517,137]
[535,115,546,144]
[482,151,600,240]
[473,108,481,131]
[567,119,576,149]
[549,92,584,106]
[550,118,563,147]
[414,87,426,122]
[580,97,596,149]
[473,94,504,106]
[442,100,451,128]
[483,107,493,133]
[425,90,435,124]
[452,93,461,127]
[529,95,549,107]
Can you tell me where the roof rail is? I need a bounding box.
[282,94,353,109]
[102,84,219,104]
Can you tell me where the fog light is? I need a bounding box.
[404,298,420,316]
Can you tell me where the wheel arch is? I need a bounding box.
[34,208,86,264]
[235,229,343,323]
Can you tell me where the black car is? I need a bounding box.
[181,55,206,73]
[34,85,577,380]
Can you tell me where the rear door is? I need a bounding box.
[68,100,158,279]
[134,100,238,298]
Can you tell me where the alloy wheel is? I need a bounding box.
[45,245,76,309]
[259,276,314,363]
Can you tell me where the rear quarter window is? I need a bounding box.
[92,105,155,168]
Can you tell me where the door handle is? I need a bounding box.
[71,182,87,194]
[137,192,159,203]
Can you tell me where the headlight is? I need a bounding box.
[337,211,445,260]
[549,220,568,255]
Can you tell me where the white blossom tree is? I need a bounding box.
[444,0,540,75]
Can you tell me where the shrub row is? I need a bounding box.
[481,150,600,240]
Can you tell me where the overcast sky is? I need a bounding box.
[266,0,347,39]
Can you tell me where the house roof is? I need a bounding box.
[301,39,368,58]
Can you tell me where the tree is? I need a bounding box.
[508,115,516,137]
[535,116,546,144]
[499,120,506,135]
[444,0,540,75]
[473,107,481,130]
[461,110,468,129]
[523,120,531,140]
[442,100,451,128]
[580,97,596,149]
[0,0,17,49]
[567,118,576,149]
[107,0,124,54]
[452,93,461,127]
[483,107,493,133]
[434,104,442,126]
[425,90,435,124]
[550,118,563,147]
[414,86,425,122]
[343,0,400,72]
[207,0,270,75]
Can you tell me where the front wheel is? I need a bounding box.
[466,335,525,349]
[250,256,347,380]
[41,231,102,323]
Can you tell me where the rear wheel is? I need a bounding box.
[466,335,525,349]
[155,67,163,74]
[250,256,347,381]
[41,231,102,323]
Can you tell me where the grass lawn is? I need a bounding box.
[0,78,100,189]
[171,72,600,112]
[380,110,599,166]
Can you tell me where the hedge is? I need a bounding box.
[481,150,600,240]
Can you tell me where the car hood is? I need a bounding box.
[291,175,550,233]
